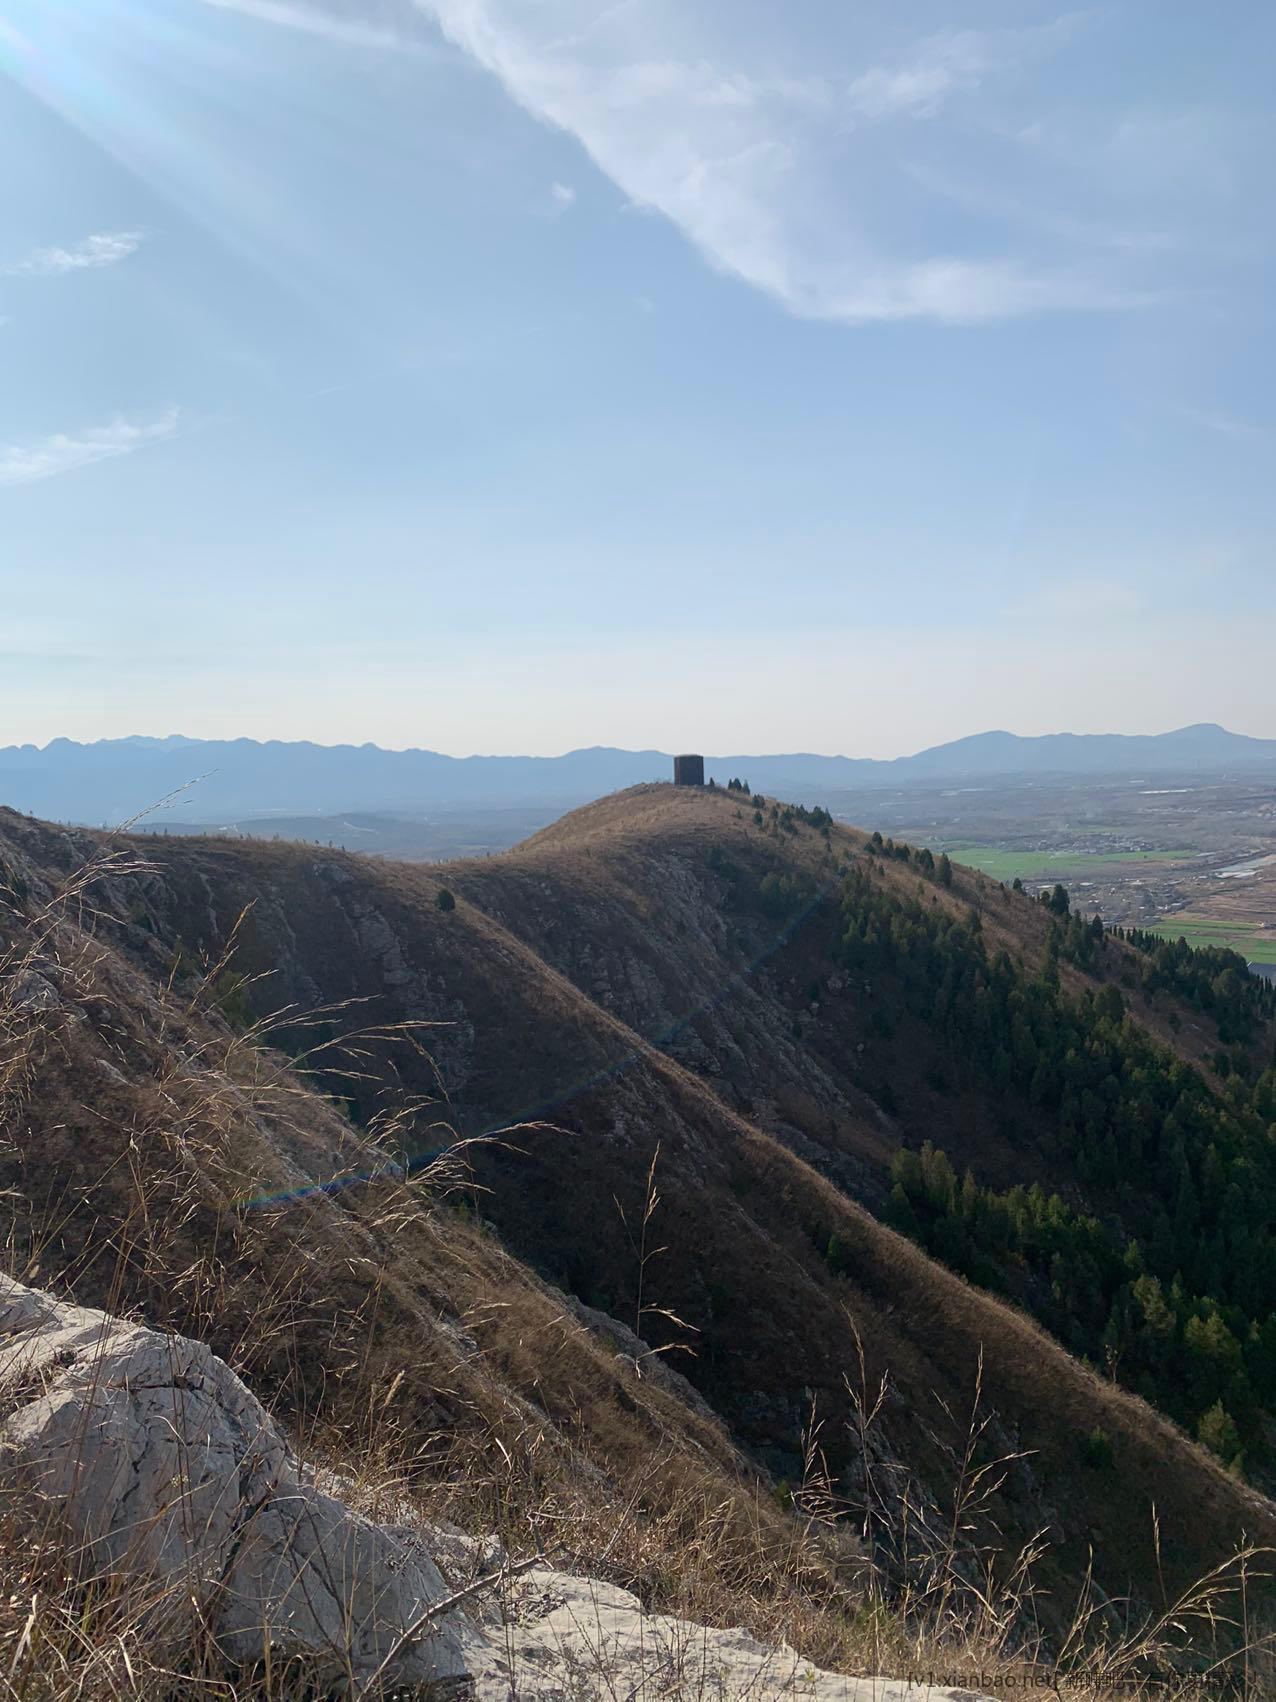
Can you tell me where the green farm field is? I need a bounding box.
[947,844,1196,882]
[1146,918,1276,964]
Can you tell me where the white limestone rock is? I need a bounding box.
[0,1275,993,1700]
[464,1564,990,1700]
[0,1275,471,1690]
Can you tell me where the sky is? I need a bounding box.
[0,0,1273,758]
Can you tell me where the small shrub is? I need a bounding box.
[1197,1399,1243,1469]
[1079,1426,1114,1470]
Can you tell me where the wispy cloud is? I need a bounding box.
[846,30,1004,122]
[0,410,179,489]
[200,0,438,54]
[420,1,1150,321]
[409,2,1147,324]
[531,179,577,219]
[4,230,144,278]
[845,16,1085,122]
[190,1,1207,325]
[1176,406,1272,446]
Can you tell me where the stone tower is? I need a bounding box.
[673,753,705,786]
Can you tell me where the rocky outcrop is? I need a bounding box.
[0,1275,471,1690]
[0,1275,993,1699]
[463,1562,970,1699]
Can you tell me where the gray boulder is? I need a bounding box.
[465,1563,988,1699]
[0,1275,470,1690]
[0,1276,994,1700]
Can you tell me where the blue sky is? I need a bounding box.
[1,0,1273,756]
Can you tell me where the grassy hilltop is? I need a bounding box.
[1,782,1274,1694]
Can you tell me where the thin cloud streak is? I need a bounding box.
[187,0,1186,325]
[1176,405,1272,447]
[846,30,1006,121]
[0,410,180,489]
[4,230,143,277]
[412,2,1147,323]
[200,0,440,55]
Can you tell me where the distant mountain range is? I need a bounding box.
[1,723,1273,826]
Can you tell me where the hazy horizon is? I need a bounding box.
[2,717,1273,764]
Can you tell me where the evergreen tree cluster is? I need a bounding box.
[1112,927,1275,1044]
[705,843,816,919]
[831,865,1276,1473]
[765,800,833,836]
[867,830,915,863]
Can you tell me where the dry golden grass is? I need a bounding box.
[0,800,1272,1697]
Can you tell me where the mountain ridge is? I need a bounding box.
[4,780,1272,1644]
[3,722,1275,826]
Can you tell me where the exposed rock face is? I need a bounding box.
[0,1276,994,1699]
[463,1564,969,1700]
[0,1276,471,1689]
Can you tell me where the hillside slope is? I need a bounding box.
[453,786,1276,1470]
[2,786,1271,1651]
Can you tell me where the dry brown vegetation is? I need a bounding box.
[0,792,1273,1696]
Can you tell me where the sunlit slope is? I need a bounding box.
[1,789,1268,1626]
[453,784,1276,1487]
